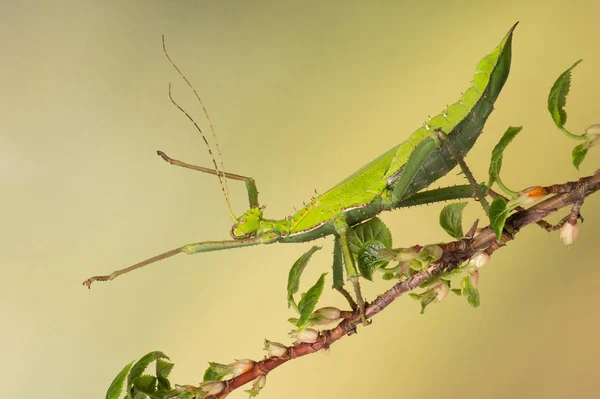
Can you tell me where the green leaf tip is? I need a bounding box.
[357,241,390,280]
[572,142,589,170]
[548,59,583,129]
[287,246,321,310]
[106,361,134,399]
[489,198,509,240]
[296,273,327,328]
[203,362,233,382]
[439,202,468,239]
[488,126,523,194]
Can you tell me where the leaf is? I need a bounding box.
[489,198,509,240]
[357,241,390,280]
[439,202,468,239]
[287,246,321,309]
[408,290,437,314]
[133,375,157,395]
[461,276,480,308]
[155,359,174,393]
[203,362,233,382]
[382,272,396,280]
[332,237,344,289]
[106,361,134,399]
[128,352,169,391]
[572,142,589,170]
[547,59,583,128]
[451,288,463,296]
[488,126,523,187]
[296,273,327,328]
[347,217,392,256]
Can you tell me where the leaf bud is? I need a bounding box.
[517,186,548,206]
[469,251,490,269]
[263,339,287,357]
[289,328,319,343]
[560,221,579,247]
[230,359,254,377]
[199,380,225,396]
[312,307,342,325]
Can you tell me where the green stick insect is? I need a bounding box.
[84,23,517,322]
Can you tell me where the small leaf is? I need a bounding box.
[296,273,327,328]
[548,59,583,128]
[203,362,233,382]
[451,288,463,296]
[439,202,468,239]
[332,237,344,289]
[347,217,392,256]
[106,361,134,399]
[488,126,523,187]
[572,142,589,169]
[133,375,157,395]
[408,290,437,314]
[128,352,169,390]
[461,276,480,308]
[287,246,321,309]
[155,359,174,393]
[382,272,397,280]
[357,241,390,280]
[489,198,509,240]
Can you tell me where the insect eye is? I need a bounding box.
[239,219,246,224]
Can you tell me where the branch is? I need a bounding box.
[204,170,600,399]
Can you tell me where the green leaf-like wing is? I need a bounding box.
[572,142,589,170]
[287,246,321,309]
[488,126,522,187]
[203,362,233,382]
[489,198,509,240]
[127,352,169,391]
[357,241,390,280]
[296,273,327,328]
[347,217,392,256]
[547,59,583,128]
[106,361,134,399]
[439,202,468,239]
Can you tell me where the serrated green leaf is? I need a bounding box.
[572,142,589,169]
[408,290,437,314]
[296,273,327,328]
[357,241,389,280]
[133,375,157,395]
[287,246,321,309]
[128,352,169,391]
[489,198,509,240]
[106,361,134,399]
[548,59,583,128]
[156,359,174,380]
[332,236,344,289]
[203,362,233,382]
[488,126,523,187]
[347,217,392,256]
[439,202,468,239]
[461,276,480,307]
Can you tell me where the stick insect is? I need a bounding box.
[84,23,517,321]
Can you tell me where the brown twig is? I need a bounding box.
[206,170,600,399]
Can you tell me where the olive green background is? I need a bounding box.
[2,1,599,398]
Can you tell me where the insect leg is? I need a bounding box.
[83,237,261,288]
[334,218,370,326]
[157,150,259,208]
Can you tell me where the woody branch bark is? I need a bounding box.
[208,170,600,399]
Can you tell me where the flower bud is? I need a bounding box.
[585,124,600,147]
[431,281,449,302]
[312,307,341,325]
[423,244,443,261]
[560,221,579,247]
[254,375,267,390]
[200,380,225,396]
[289,328,319,343]
[230,359,254,377]
[469,251,490,269]
[263,339,287,357]
[517,186,548,206]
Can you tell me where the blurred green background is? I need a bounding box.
[2,1,599,398]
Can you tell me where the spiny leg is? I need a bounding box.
[83,237,261,288]
[332,236,357,311]
[434,128,490,213]
[334,219,370,326]
[157,150,259,208]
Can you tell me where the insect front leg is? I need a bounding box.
[334,218,371,326]
[157,150,259,208]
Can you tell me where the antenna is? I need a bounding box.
[161,35,235,219]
